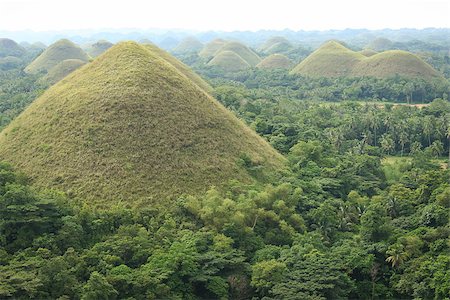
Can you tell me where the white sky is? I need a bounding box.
[0,0,449,31]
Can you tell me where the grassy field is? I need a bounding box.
[43,59,87,84]
[382,155,448,183]
[0,42,285,205]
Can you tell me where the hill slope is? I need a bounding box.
[260,37,294,54]
[142,43,212,93]
[0,42,284,204]
[25,39,89,74]
[353,50,441,79]
[291,41,442,79]
[42,59,87,84]
[0,38,26,58]
[257,54,293,69]
[215,42,261,66]
[290,41,365,77]
[173,37,203,53]
[207,50,251,72]
[86,40,114,58]
[199,39,227,59]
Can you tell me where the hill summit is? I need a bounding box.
[0,42,284,204]
[290,40,442,79]
[25,39,89,74]
[0,38,26,58]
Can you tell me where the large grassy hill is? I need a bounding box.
[215,42,261,67]
[291,40,443,79]
[353,50,441,79]
[86,40,114,58]
[290,41,365,77]
[0,38,26,58]
[257,54,293,69]
[25,39,89,74]
[207,50,251,72]
[0,42,284,204]
[143,43,212,93]
[199,39,227,59]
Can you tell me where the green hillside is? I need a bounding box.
[0,56,22,70]
[260,36,294,54]
[199,39,227,59]
[215,42,261,66]
[42,59,87,84]
[290,40,365,77]
[207,50,251,71]
[256,54,293,69]
[173,36,203,53]
[143,43,212,93]
[0,38,26,57]
[291,40,442,79]
[86,40,114,57]
[0,42,284,204]
[353,50,442,79]
[25,39,89,74]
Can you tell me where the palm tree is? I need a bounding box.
[386,244,410,268]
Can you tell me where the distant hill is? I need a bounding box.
[86,40,113,58]
[42,59,87,84]
[142,43,212,93]
[353,50,441,79]
[290,41,365,77]
[0,56,23,70]
[199,39,227,59]
[260,36,294,54]
[257,54,293,69]
[0,38,26,58]
[290,40,442,79]
[25,39,89,74]
[0,42,284,204]
[207,50,251,72]
[359,49,378,57]
[367,37,394,51]
[173,36,203,53]
[215,42,261,67]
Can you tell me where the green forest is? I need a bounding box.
[0,27,449,300]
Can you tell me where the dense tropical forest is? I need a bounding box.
[0,28,449,300]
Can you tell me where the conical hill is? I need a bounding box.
[25,39,89,74]
[257,54,293,69]
[0,42,284,204]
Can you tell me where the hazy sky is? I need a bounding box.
[0,0,449,31]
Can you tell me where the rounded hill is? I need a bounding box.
[25,39,89,74]
[260,37,293,54]
[215,42,261,66]
[367,37,394,51]
[353,50,441,79]
[207,50,251,72]
[43,59,87,84]
[0,38,26,58]
[86,40,114,58]
[0,42,284,204]
[173,37,203,53]
[199,39,227,59]
[290,40,365,77]
[257,54,293,69]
